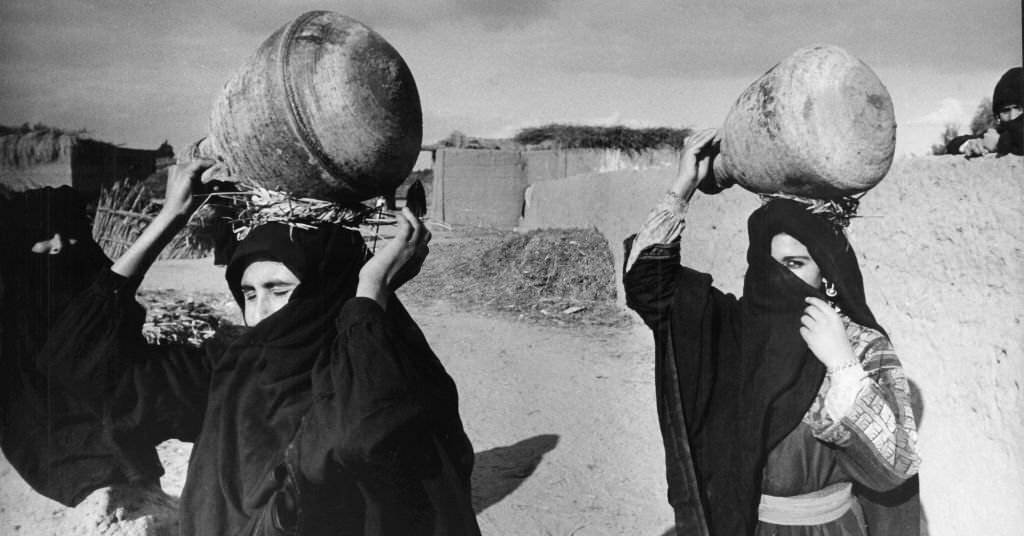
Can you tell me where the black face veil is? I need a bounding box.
[0,186,111,358]
[744,198,884,336]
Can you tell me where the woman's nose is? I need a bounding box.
[49,233,64,254]
[254,295,275,324]
[30,233,65,254]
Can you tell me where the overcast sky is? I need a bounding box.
[1,0,1020,162]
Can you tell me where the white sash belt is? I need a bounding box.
[758,482,854,526]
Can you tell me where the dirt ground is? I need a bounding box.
[0,231,678,535]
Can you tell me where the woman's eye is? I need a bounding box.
[243,291,257,301]
[785,260,804,269]
[272,288,293,297]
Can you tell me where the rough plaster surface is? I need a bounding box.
[521,155,1024,536]
[433,149,527,227]
[434,148,684,228]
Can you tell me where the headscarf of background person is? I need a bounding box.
[0,186,163,506]
[661,198,891,534]
[0,186,111,347]
[992,66,1022,114]
[992,66,1023,155]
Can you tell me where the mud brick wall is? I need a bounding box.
[432,148,682,228]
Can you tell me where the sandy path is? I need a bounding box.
[1,259,677,535]
[409,300,674,535]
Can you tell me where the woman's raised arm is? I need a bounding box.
[623,129,718,274]
[111,158,216,278]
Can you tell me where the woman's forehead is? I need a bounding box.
[240,260,299,286]
[770,233,811,256]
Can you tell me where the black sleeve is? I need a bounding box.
[292,297,478,534]
[996,122,1023,155]
[296,297,439,480]
[944,134,977,155]
[623,234,685,330]
[36,269,213,443]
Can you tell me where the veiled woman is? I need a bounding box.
[29,161,481,535]
[624,130,920,535]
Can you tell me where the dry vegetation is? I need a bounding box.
[404,226,627,327]
[92,180,217,260]
[434,123,693,155]
[514,123,693,154]
[137,290,225,346]
[0,124,83,168]
[130,225,625,351]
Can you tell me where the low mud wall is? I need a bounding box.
[432,148,681,228]
[520,155,1024,536]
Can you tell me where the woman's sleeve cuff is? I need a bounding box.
[95,269,144,297]
[336,296,388,330]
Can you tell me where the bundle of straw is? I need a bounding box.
[216,182,380,238]
[92,180,214,259]
[758,192,862,230]
[183,138,397,241]
[214,181,381,240]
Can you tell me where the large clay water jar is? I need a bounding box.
[201,11,422,202]
[713,44,896,198]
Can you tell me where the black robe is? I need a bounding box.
[36,223,480,536]
[624,199,919,536]
[0,187,164,506]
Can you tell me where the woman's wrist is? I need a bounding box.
[668,175,699,200]
[355,277,390,310]
[827,359,862,375]
[157,201,194,223]
[110,210,186,278]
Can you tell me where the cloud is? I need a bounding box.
[907,98,970,127]
[1,0,1017,157]
[451,0,563,31]
[203,0,563,35]
[525,0,1021,80]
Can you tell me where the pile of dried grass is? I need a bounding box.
[92,180,216,260]
[137,290,223,346]
[0,124,83,168]
[405,227,625,325]
[514,124,692,154]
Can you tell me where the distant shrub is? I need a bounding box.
[931,123,961,155]
[514,124,693,154]
[968,97,996,135]
[930,98,998,155]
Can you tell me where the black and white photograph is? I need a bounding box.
[1,1,1021,535]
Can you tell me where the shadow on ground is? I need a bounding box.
[471,434,559,513]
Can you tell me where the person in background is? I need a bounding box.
[0,186,168,507]
[947,66,1023,157]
